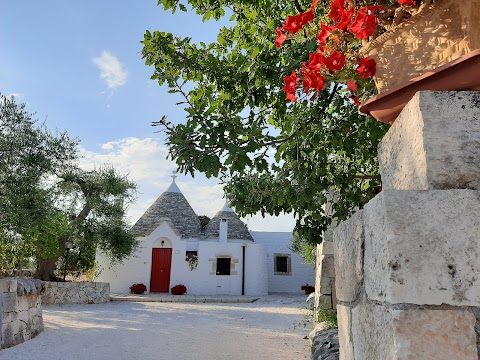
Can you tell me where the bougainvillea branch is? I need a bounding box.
[276,0,425,104]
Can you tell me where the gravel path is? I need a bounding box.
[0,294,311,360]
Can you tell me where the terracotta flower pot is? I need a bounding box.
[360,50,480,124]
[362,0,480,93]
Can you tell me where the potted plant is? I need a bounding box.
[275,0,480,123]
[171,284,187,295]
[361,0,480,92]
[275,0,434,103]
[130,283,147,294]
[186,252,198,271]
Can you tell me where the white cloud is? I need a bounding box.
[7,93,24,100]
[79,137,295,232]
[92,51,127,90]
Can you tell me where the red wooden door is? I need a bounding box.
[150,248,172,293]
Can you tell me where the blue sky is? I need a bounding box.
[0,1,295,231]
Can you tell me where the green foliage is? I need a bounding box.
[198,215,211,228]
[0,94,77,235]
[186,252,198,271]
[297,303,337,330]
[0,94,137,279]
[0,230,37,271]
[143,1,388,249]
[290,231,317,266]
[316,308,338,329]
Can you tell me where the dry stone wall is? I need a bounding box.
[41,282,110,305]
[334,92,480,360]
[1,278,44,349]
[315,235,336,310]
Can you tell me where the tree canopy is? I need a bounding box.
[142,0,388,248]
[0,94,137,280]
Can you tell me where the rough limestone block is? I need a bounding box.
[392,309,478,360]
[319,255,335,278]
[0,279,16,293]
[319,277,332,295]
[364,189,480,306]
[334,210,364,303]
[351,303,394,360]
[332,283,337,310]
[0,279,17,293]
[317,294,332,309]
[379,91,480,191]
[318,240,334,255]
[2,292,17,312]
[351,304,478,360]
[337,305,354,360]
[314,245,323,311]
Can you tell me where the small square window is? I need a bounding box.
[216,258,231,275]
[274,254,291,275]
[186,251,198,261]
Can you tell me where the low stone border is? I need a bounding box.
[41,282,110,305]
[309,324,339,360]
[111,293,257,303]
[1,278,44,349]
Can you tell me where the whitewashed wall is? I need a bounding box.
[97,221,268,295]
[97,221,180,293]
[251,231,315,293]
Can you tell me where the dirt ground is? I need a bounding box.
[0,294,311,360]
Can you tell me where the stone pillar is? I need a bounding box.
[315,227,336,311]
[334,91,480,360]
[315,191,339,311]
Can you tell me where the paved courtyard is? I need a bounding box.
[0,294,310,360]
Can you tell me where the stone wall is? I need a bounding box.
[315,234,336,310]
[315,193,339,311]
[334,92,480,360]
[1,278,44,349]
[41,282,110,305]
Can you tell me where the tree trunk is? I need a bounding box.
[34,257,62,281]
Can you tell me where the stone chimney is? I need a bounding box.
[219,218,228,243]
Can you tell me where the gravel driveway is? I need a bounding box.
[0,294,311,360]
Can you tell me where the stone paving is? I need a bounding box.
[0,294,310,360]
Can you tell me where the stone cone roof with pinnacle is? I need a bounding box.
[205,202,253,241]
[131,176,201,238]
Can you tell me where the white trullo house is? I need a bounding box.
[97,177,315,295]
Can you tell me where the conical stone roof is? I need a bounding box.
[205,202,253,241]
[131,178,201,238]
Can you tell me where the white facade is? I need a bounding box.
[97,221,268,295]
[252,232,315,293]
[97,180,315,295]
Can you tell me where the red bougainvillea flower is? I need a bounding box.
[283,71,298,101]
[307,52,325,72]
[328,0,346,22]
[350,96,362,106]
[283,9,315,34]
[311,0,320,10]
[324,50,346,72]
[397,0,416,5]
[336,7,354,31]
[302,67,325,93]
[317,23,334,45]
[283,14,305,34]
[349,6,383,39]
[356,57,377,78]
[347,80,358,92]
[275,28,287,48]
